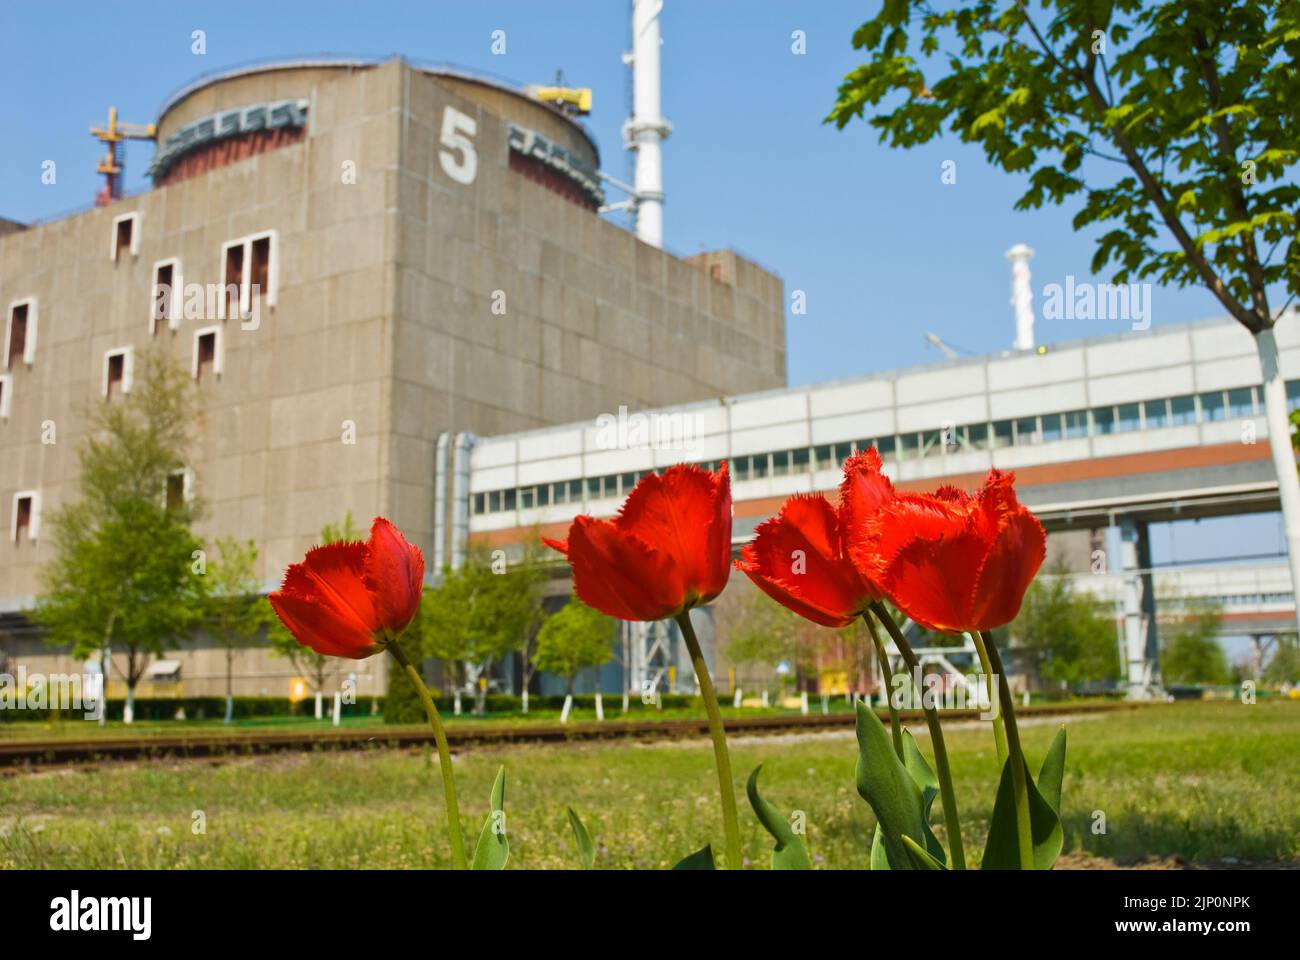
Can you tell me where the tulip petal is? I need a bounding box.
[738,494,875,627]
[851,491,970,584]
[268,591,380,659]
[967,503,1046,630]
[700,461,733,602]
[565,516,687,621]
[293,541,380,635]
[838,448,895,547]
[615,462,731,604]
[880,528,987,634]
[363,517,425,636]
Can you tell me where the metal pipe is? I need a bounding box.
[433,432,451,571]
[450,432,475,568]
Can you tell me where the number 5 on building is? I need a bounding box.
[439,106,478,185]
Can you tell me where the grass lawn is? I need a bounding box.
[1,700,1295,869]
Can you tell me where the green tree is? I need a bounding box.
[1161,600,1231,683]
[264,513,362,703]
[1264,634,1300,684]
[722,585,864,695]
[724,587,805,677]
[831,1,1300,637]
[206,537,264,723]
[420,547,545,714]
[37,347,206,722]
[1012,563,1121,690]
[532,597,615,696]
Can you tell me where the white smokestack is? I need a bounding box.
[625,0,672,248]
[1006,243,1036,351]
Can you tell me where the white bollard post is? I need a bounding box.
[595,693,604,721]
[314,691,322,720]
[761,689,769,708]
[800,690,809,715]
[733,687,743,708]
[560,693,573,724]
[821,693,829,715]
[453,691,462,716]
[332,691,341,727]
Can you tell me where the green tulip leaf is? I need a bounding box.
[1038,727,1068,814]
[870,825,889,869]
[981,756,1063,870]
[745,764,812,870]
[854,702,932,870]
[566,806,595,870]
[471,765,509,870]
[672,844,715,870]
[902,834,947,870]
[869,728,946,868]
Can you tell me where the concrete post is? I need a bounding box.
[1119,517,1163,698]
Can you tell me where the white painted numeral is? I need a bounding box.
[439,106,478,185]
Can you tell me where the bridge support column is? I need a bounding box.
[1119,517,1163,699]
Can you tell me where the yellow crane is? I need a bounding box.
[90,106,156,206]
[526,71,592,117]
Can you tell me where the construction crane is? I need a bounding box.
[924,331,962,360]
[90,107,156,206]
[526,70,592,116]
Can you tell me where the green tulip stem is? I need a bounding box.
[388,638,468,870]
[969,630,1009,767]
[675,610,743,870]
[868,601,967,871]
[979,631,1035,871]
[862,613,904,761]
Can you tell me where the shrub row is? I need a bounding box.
[0,692,700,723]
[0,695,384,723]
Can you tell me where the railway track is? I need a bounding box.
[0,701,1141,768]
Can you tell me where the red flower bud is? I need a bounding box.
[269,517,424,659]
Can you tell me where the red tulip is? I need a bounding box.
[736,493,880,628]
[269,517,425,659]
[838,447,898,533]
[849,469,1045,633]
[543,462,732,621]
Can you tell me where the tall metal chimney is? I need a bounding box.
[1006,243,1036,351]
[625,0,671,248]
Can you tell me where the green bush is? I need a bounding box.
[382,634,429,725]
[0,695,383,723]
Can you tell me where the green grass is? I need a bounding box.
[1,700,1296,868]
[0,701,854,740]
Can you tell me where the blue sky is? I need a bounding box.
[0,0,1284,590]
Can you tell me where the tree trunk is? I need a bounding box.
[1255,329,1300,638]
[224,649,234,725]
[124,647,139,725]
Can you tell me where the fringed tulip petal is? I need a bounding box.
[543,462,732,621]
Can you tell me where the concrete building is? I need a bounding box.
[465,313,1300,698]
[0,57,786,698]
